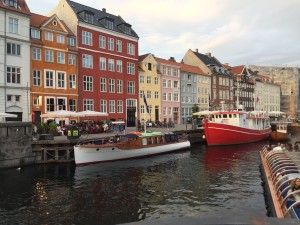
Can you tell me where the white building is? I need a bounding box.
[0,0,31,121]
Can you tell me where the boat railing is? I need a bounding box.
[284,199,300,218]
[272,168,299,183]
[270,160,295,173]
[271,163,297,175]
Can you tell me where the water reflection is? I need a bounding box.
[0,142,269,225]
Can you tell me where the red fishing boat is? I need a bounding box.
[203,110,271,146]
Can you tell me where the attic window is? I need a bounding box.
[106,19,114,30]
[3,0,20,9]
[124,25,131,35]
[83,11,94,24]
[52,20,57,26]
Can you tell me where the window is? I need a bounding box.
[168,68,171,76]
[68,54,75,65]
[32,48,41,60]
[57,98,66,110]
[7,42,20,55]
[147,91,151,98]
[46,97,55,112]
[168,93,172,101]
[109,100,115,113]
[31,28,40,39]
[139,90,143,98]
[57,72,66,89]
[127,62,135,75]
[4,0,19,8]
[100,78,106,92]
[162,93,166,101]
[83,76,93,91]
[45,70,54,88]
[154,77,158,84]
[57,52,65,64]
[7,95,12,101]
[45,50,53,62]
[99,36,106,49]
[106,19,114,30]
[116,40,122,52]
[67,37,75,46]
[33,70,41,86]
[174,93,179,102]
[146,76,151,84]
[155,91,159,99]
[127,81,135,94]
[45,32,53,41]
[69,99,76,111]
[82,54,93,68]
[117,80,122,93]
[100,57,106,70]
[163,66,166,75]
[162,79,166,88]
[6,66,20,84]
[167,80,172,88]
[69,74,76,89]
[174,69,179,77]
[15,95,20,102]
[84,12,94,23]
[108,59,114,71]
[139,76,144,83]
[117,100,123,113]
[116,60,122,73]
[82,31,92,45]
[8,17,18,34]
[127,43,135,55]
[109,79,115,93]
[100,100,107,113]
[140,105,145,114]
[83,99,94,111]
[108,38,114,51]
[148,63,152,71]
[57,34,65,44]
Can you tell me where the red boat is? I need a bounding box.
[203,110,271,146]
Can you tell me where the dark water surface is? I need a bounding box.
[0,141,269,225]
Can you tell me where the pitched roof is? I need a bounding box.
[180,63,206,75]
[30,13,75,36]
[66,0,138,38]
[193,51,223,68]
[0,0,30,16]
[154,56,181,67]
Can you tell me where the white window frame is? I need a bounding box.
[100,57,106,70]
[109,100,115,113]
[99,35,106,49]
[117,100,123,113]
[45,70,55,88]
[8,17,18,34]
[57,52,65,64]
[69,74,76,89]
[108,37,114,51]
[68,54,75,65]
[56,71,66,89]
[127,43,135,55]
[83,75,93,91]
[82,54,93,68]
[100,78,106,92]
[32,48,41,60]
[82,31,92,45]
[100,99,107,113]
[116,60,122,73]
[45,31,53,41]
[117,80,123,93]
[116,40,122,52]
[127,62,135,75]
[57,34,65,44]
[33,70,41,86]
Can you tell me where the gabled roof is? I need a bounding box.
[180,63,206,76]
[66,0,138,38]
[30,13,75,36]
[154,56,181,67]
[0,0,30,16]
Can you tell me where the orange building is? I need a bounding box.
[30,13,78,124]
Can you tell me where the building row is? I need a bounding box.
[0,0,298,126]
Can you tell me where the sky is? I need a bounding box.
[26,0,300,67]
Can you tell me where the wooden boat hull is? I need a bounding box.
[204,120,271,146]
[270,131,290,141]
[74,140,191,165]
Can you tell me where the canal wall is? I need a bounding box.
[0,122,35,168]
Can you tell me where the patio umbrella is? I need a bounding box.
[40,110,82,118]
[77,110,108,117]
[0,112,17,118]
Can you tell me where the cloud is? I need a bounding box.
[25,0,300,66]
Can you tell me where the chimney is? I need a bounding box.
[195,48,198,53]
[169,57,176,62]
[206,52,211,57]
[102,8,106,12]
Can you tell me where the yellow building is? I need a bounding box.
[138,54,161,125]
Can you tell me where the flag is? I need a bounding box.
[208,93,211,107]
[143,91,150,114]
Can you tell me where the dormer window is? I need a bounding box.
[106,19,114,30]
[79,11,94,24]
[3,0,20,9]
[124,25,131,35]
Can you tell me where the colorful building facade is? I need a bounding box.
[50,0,139,126]
[30,13,78,124]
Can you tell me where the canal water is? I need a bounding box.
[0,141,270,225]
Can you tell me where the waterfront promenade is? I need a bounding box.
[52,123,195,141]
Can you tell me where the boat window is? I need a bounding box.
[223,114,228,118]
[142,138,147,146]
[233,114,237,118]
[229,114,232,118]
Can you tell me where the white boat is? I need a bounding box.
[74,131,191,166]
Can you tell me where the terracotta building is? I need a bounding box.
[30,13,78,124]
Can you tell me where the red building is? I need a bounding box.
[50,0,139,126]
